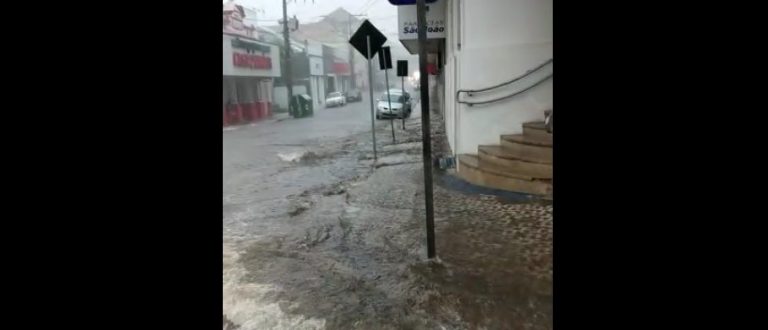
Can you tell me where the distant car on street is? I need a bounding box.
[344,89,363,102]
[325,92,346,107]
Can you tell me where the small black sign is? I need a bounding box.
[349,20,387,59]
[378,47,392,70]
[397,60,408,77]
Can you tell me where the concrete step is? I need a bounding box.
[478,145,553,179]
[457,154,552,196]
[523,121,552,142]
[500,134,553,164]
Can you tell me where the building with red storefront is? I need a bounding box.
[323,45,351,93]
[268,8,362,93]
[223,33,281,126]
[223,3,281,126]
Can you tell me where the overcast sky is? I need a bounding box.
[228,0,400,36]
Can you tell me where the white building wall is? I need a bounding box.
[309,55,326,110]
[443,0,553,155]
[309,56,324,76]
[310,76,327,110]
[274,85,308,111]
[332,47,349,62]
[307,41,323,57]
[317,77,326,108]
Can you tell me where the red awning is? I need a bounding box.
[333,62,350,75]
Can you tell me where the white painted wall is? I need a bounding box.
[308,52,325,109]
[309,76,326,110]
[317,77,326,108]
[443,0,553,155]
[309,56,324,76]
[274,85,308,110]
[332,46,349,62]
[307,41,323,57]
[310,77,319,110]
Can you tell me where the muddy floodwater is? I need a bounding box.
[223,101,552,329]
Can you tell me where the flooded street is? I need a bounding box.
[223,98,552,329]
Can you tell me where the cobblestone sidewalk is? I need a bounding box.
[373,109,553,329]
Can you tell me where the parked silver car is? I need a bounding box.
[376,94,411,119]
[325,92,346,107]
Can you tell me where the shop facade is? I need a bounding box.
[323,45,351,93]
[222,33,281,126]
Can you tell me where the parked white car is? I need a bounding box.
[325,92,346,107]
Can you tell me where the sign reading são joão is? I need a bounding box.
[402,21,444,35]
[397,0,446,40]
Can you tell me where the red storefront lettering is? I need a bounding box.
[233,53,272,70]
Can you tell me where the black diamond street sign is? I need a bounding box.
[349,20,387,60]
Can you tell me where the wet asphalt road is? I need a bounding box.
[223,96,552,329]
[223,97,422,329]
[223,97,392,241]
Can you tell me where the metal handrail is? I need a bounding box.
[460,73,552,106]
[455,58,553,100]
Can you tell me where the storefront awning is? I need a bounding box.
[231,38,271,54]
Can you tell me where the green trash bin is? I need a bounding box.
[290,94,313,118]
